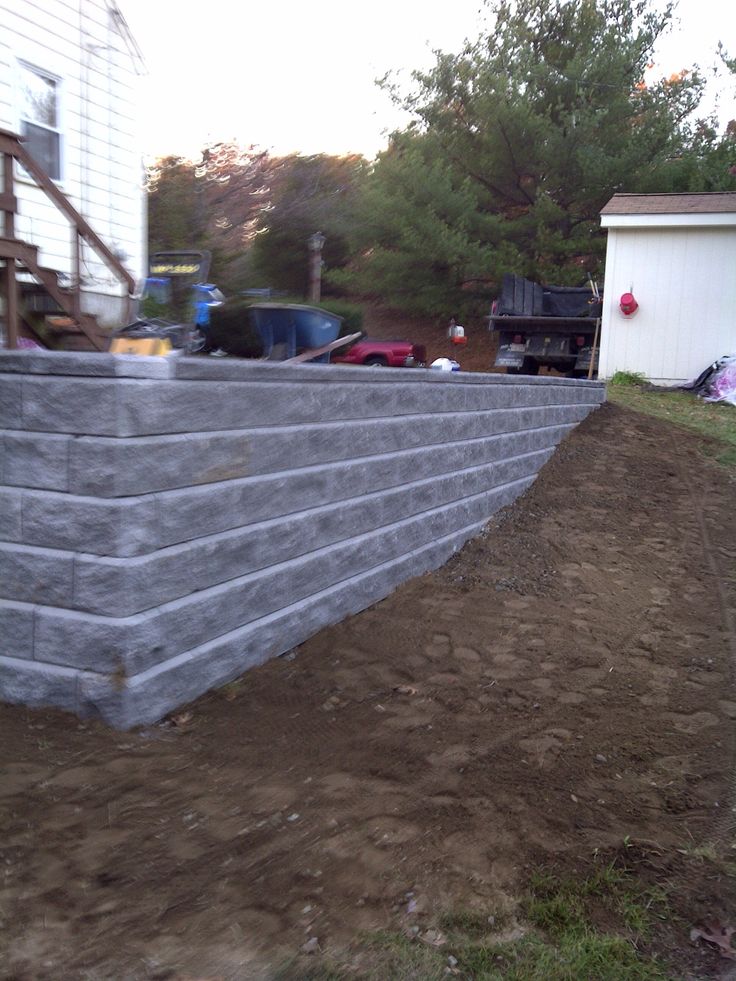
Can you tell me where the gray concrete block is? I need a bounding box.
[253,405,578,472]
[0,489,22,541]
[0,543,73,606]
[21,377,118,435]
[173,357,342,384]
[59,374,603,439]
[18,469,542,725]
[3,431,70,491]
[20,490,159,557]
[41,472,538,704]
[153,423,571,549]
[0,350,175,379]
[0,355,604,728]
[0,375,22,429]
[33,606,162,675]
[0,601,35,659]
[112,355,176,379]
[64,442,552,616]
[70,468,536,618]
[68,431,251,497]
[0,654,81,713]
[72,544,197,616]
[74,514,507,728]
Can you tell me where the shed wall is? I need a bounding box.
[599,226,736,384]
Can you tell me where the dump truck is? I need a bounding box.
[489,273,601,376]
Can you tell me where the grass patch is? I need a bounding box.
[610,370,648,386]
[606,376,736,470]
[524,860,669,943]
[454,932,669,980]
[274,856,675,980]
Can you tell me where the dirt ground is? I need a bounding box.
[360,304,501,373]
[2,400,736,980]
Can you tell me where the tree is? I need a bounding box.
[147,155,205,254]
[341,0,730,317]
[249,153,367,296]
[329,131,501,316]
[146,144,278,292]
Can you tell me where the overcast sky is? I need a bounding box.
[119,0,736,161]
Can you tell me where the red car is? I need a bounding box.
[332,338,426,368]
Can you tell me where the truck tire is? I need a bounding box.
[507,358,539,376]
[364,355,388,367]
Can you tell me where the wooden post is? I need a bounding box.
[2,149,18,349]
[587,317,601,380]
[71,231,81,321]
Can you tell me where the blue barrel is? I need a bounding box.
[249,304,342,362]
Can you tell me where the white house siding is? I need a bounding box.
[599,225,736,385]
[0,0,145,325]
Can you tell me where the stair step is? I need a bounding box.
[1,234,104,350]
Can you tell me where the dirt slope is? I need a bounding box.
[2,401,735,980]
[360,304,500,372]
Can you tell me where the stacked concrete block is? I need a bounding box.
[0,351,606,727]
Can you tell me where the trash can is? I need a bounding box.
[248,304,342,363]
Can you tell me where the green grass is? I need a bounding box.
[607,373,736,469]
[272,857,675,980]
[458,932,668,980]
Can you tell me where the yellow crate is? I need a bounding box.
[109,337,173,356]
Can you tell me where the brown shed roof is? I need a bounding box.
[601,192,736,215]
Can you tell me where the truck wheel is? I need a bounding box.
[364,355,388,367]
[507,358,538,375]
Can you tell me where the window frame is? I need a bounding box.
[17,59,64,183]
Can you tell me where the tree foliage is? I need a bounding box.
[248,153,367,296]
[146,148,365,296]
[146,2,735,316]
[339,0,735,317]
[146,144,277,291]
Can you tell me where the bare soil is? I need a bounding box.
[2,401,736,980]
[360,304,501,373]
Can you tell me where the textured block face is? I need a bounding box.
[0,656,82,714]
[0,602,34,660]
[0,376,22,429]
[0,543,73,606]
[21,377,119,435]
[0,489,22,540]
[18,492,159,557]
[0,356,605,727]
[68,432,252,497]
[2,432,70,491]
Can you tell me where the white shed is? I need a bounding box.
[598,193,736,385]
[0,0,145,341]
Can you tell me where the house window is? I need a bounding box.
[19,63,61,180]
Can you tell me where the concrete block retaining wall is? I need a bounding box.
[0,351,605,727]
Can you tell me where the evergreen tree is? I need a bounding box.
[341,0,732,317]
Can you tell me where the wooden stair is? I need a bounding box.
[0,127,136,351]
[0,237,103,348]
